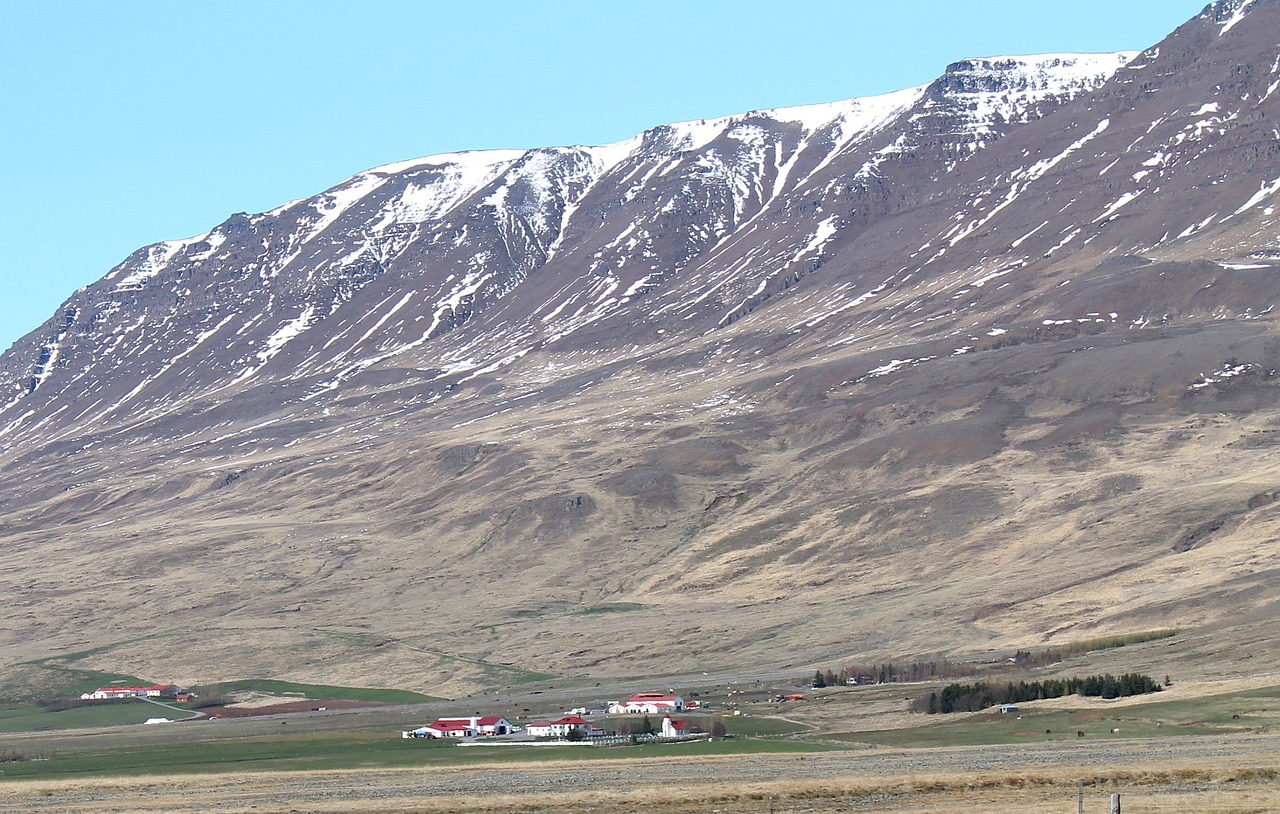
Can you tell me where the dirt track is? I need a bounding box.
[3,733,1277,813]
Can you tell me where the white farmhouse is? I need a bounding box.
[660,715,691,738]
[526,715,599,738]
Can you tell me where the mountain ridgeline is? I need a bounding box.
[2,0,1279,695]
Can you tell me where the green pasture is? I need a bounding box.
[191,679,437,705]
[0,728,832,779]
[713,714,813,737]
[3,682,1273,779]
[0,676,434,735]
[0,699,199,734]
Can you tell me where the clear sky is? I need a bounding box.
[1,0,1211,352]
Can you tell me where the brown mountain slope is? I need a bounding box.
[2,1,1280,697]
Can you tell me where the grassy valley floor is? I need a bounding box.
[0,735,1276,813]
[2,670,1278,811]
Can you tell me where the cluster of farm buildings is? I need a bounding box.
[80,685,702,742]
[80,684,196,703]
[402,692,694,741]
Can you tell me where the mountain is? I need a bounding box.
[2,0,1279,696]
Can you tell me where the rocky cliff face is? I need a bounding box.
[3,1,1280,695]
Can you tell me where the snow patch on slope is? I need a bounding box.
[110,236,207,291]
[372,153,522,228]
[1218,0,1259,35]
[258,306,318,364]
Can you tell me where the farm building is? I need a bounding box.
[526,715,601,738]
[80,685,178,700]
[411,719,477,738]
[402,715,515,739]
[660,716,690,738]
[472,715,514,735]
[608,692,685,714]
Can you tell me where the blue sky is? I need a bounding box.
[1,0,1210,351]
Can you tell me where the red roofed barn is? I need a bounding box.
[609,692,685,714]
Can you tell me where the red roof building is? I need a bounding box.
[661,715,691,738]
[609,692,686,714]
[403,715,514,739]
[422,719,477,738]
[471,716,513,735]
[526,715,600,738]
[80,685,178,701]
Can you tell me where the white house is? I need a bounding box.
[526,715,600,738]
[609,692,685,714]
[660,715,691,738]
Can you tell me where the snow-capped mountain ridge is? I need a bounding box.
[1,50,1134,445]
[928,52,1137,134]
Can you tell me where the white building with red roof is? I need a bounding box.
[472,715,514,735]
[420,718,477,738]
[526,715,601,738]
[660,715,691,738]
[80,685,177,700]
[402,715,515,739]
[609,692,685,714]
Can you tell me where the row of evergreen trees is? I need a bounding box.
[914,673,1164,714]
